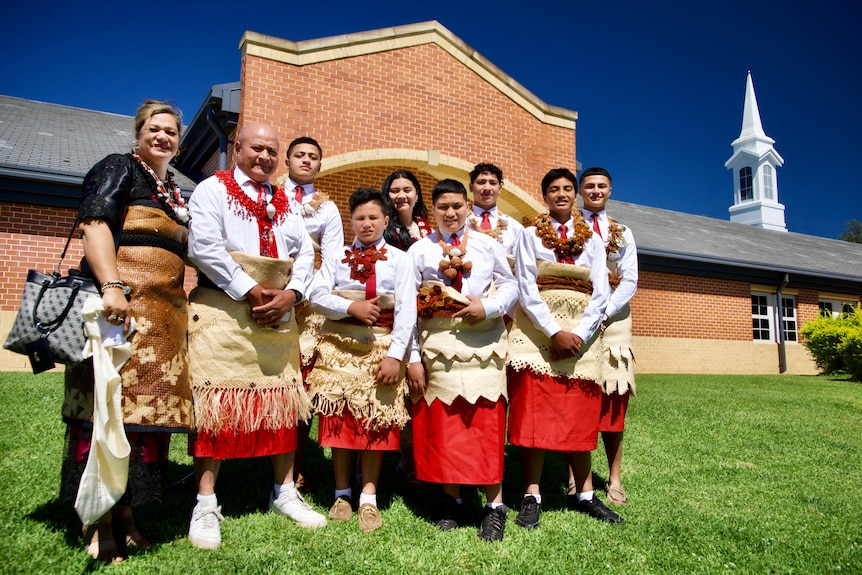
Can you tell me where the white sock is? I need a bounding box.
[577,490,594,502]
[486,501,504,509]
[274,481,295,498]
[525,493,542,504]
[335,488,353,500]
[196,493,217,506]
[358,493,377,507]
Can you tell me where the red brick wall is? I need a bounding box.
[238,44,574,203]
[796,287,820,342]
[630,270,752,340]
[1,203,82,308]
[317,166,439,241]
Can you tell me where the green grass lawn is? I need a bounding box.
[0,372,859,574]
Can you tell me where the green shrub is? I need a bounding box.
[840,331,862,381]
[800,305,862,380]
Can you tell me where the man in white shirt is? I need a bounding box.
[466,162,524,256]
[570,166,638,506]
[508,167,622,529]
[282,136,344,490]
[284,136,344,264]
[185,123,326,550]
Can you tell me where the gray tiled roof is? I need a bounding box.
[608,199,862,283]
[0,95,195,188]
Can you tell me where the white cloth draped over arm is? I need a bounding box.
[74,294,134,526]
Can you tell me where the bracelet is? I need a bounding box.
[100,280,127,293]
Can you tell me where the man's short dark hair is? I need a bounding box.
[431,179,468,204]
[469,163,504,186]
[287,136,322,158]
[579,167,612,187]
[541,168,578,196]
[349,187,386,214]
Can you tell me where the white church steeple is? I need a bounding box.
[725,72,787,232]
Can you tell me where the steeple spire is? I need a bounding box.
[739,71,767,140]
[725,72,787,232]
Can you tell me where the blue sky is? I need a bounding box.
[2,0,859,239]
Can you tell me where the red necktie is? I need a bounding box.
[449,234,463,292]
[364,247,377,300]
[294,185,304,203]
[591,213,603,238]
[253,182,278,258]
[558,225,574,264]
[480,211,492,231]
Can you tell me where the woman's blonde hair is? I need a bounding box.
[134,100,182,138]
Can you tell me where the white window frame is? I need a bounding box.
[739,167,754,202]
[762,165,774,200]
[819,298,856,319]
[781,295,797,342]
[751,292,798,343]
[751,292,773,341]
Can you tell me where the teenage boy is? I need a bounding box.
[466,162,524,256]
[282,136,344,490]
[568,167,638,506]
[306,188,419,532]
[507,167,622,530]
[407,179,518,541]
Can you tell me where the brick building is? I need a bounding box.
[2,21,861,373]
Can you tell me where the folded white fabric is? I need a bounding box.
[74,295,134,525]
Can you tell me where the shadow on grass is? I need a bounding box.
[26,436,332,552]
[385,444,612,526]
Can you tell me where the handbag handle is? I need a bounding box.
[54,215,82,276]
[33,275,87,335]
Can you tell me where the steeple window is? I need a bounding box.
[763,165,774,200]
[739,167,753,201]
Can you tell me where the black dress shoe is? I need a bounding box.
[434,494,464,530]
[574,494,624,524]
[477,505,507,541]
[515,495,541,529]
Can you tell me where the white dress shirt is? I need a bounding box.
[188,167,315,301]
[288,178,345,264]
[514,215,610,342]
[408,227,519,320]
[582,209,639,320]
[309,238,417,361]
[467,205,525,256]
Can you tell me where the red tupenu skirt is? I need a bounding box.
[598,391,630,433]
[192,426,297,460]
[410,396,506,485]
[318,409,400,451]
[507,366,602,452]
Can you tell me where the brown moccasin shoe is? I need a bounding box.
[328,496,353,521]
[357,503,382,532]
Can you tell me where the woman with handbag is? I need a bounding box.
[61,100,193,563]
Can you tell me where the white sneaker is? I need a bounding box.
[188,501,224,549]
[268,487,327,528]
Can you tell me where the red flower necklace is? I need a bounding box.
[217,170,289,224]
[343,244,388,283]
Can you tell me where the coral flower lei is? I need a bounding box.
[529,212,592,260]
[217,171,289,224]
